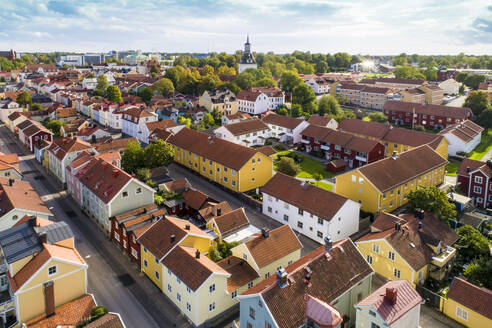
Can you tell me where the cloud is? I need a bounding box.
[46,1,78,15]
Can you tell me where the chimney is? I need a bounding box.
[143,207,147,214]
[39,232,48,244]
[195,249,200,259]
[395,222,400,231]
[8,178,14,187]
[324,236,332,251]
[261,228,269,238]
[216,207,222,217]
[170,234,175,243]
[418,221,423,231]
[391,151,397,160]
[304,266,312,284]
[466,167,470,173]
[487,160,492,170]
[276,267,288,288]
[29,215,37,227]
[385,287,398,305]
[185,224,190,230]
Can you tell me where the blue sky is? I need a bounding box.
[0,0,491,55]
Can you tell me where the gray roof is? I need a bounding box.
[34,221,73,244]
[459,213,486,229]
[0,222,42,264]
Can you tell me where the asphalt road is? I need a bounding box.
[0,125,191,328]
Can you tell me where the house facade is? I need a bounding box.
[457,158,492,208]
[237,87,284,115]
[438,79,461,95]
[262,112,309,144]
[121,107,158,142]
[214,119,270,147]
[438,120,483,156]
[199,89,238,115]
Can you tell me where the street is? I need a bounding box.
[445,95,466,107]
[0,125,191,328]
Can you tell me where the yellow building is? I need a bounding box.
[206,207,250,242]
[356,212,458,288]
[199,89,238,115]
[443,277,492,328]
[0,217,89,327]
[335,145,448,213]
[400,88,426,104]
[338,118,449,159]
[168,128,273,193]
[418,84,444,105]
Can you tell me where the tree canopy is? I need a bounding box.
[276,157,300,176]
[367,112,388,123]
[407,186,457,221]
[152,78,174,97]
[317,95,342,117]
[464,90,490,116]
[463,256,492,289]
[16,91,32,108]
[105,85,122,103]
[46,120,64,136]
[455,225,489,260]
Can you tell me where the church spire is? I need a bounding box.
[246,34,249,44]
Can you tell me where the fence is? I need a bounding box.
[416,284,444,310]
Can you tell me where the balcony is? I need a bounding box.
[301,139,310,144]
[320,144,330,151]
[355,155,367,162]
[431,246,456,268]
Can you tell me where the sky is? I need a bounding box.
[0,0,491,55]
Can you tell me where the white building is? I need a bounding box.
[57,55,83,66]
[307,114,339,129]
[304,77,332,95]
[121,107,158,142]
[438,78,462,95]
[0,100,21,123]
[261,173,360,244]
[355,280,422,328]
[439,120,483,156]
[261,112,309,144]
[82,78,98,90]
[214,118,270,147]
[237,87,285,115]
[238,36,257,73]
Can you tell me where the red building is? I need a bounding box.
[300,125,385,169]
[22,124,53,151]
[457,158,492,209]
[383,100,472,129]
[110,204,165,264]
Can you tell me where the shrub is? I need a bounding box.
[414,125,425,132]
[277,157,301,176]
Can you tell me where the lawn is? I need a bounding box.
[467,130,492,160]
[445,159,460,176]
[272,150,335,179]
[362,116,371,122]
[313,181,334,191]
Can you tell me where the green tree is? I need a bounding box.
[464,90,489,116]
[393,66,425,80]
[276,157,301,176]
[335,94,347,106]
[424,68,438,81]
[464,74,486,90]
[150,65,160,74]
[463,256,492,289]
[334,52,351,70]
[122,140,145,174]
[407,186,457,221]
[135,167,150,182]
[95,74,108,94]
[177,116,191,128]
[236,71,255,90]
[105,85,123,103]
[313,173,322,187]
[277,107,288,116]
[211,108,223,125]
[455,72,469,83]
[477,108,492,131]
[367,112,388,123]
[317,95,342,117]
[455,225,489,260]
[144,139,174,168]
[315,61,329,73]
[256,77,277,87]
[292,83,317,114]
[459,84,465,95]
[31,103,43,111]
[153,78,174,97]
[203,113,216,127]
[279,70,303,93]
[16,91,32,108]
[90,306,108,322]
[199,74,221,93]
[46,120,64,136]
[138,87,154,105]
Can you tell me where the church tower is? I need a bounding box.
[238,35,257,73]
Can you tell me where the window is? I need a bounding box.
[155,271,160,280]
[122,191,128,197]
[298,208,303,215]
[131,247,138,258]
[371,323,381,328]
[209,283,216,293]
[209,302,216,312]
[177,293,181,302]
[351,175,356,182]
[418,270,423,280]
[474,175,483,184]
[186,302,191,311]
[177,277,181,284]
[317,231,323,238]
[248,281,254,288]
[473,186,482,193]
[252,158,256,164]
[232,181,236,186]
[283,202,289,209]
[283,214,289,222]
[393,268,401,278]
[372,244,379,253]
[243,253,247,260]
[144,260,148,268]
[367,255,373,264]
[265,323,272,328]
[369,310,376,317]
[388,251,395,261]
[231,291,237,298]
[252,178,255,182]
[265,272,270,278]
[168,284,172,292]
[249,307,255,319]
[136,187,142,194]
[223,177,228,182]
[155,256,159,264]
[267,206,272,213]
[48,265,57,276]
[456,306,468,320]
[383,193,387,199]
[359,177,364,184]
[297,221,303,229]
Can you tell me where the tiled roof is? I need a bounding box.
[25,294,95,328]
[244,224,302,268]
[22,124,52,138]
[439,120,483,143]
[0,177,51,217]
[76,126,101,137]
[383,100,472,120]
[168,128,261,170]
[84,313,125,328]
[162,178,191,193]
[242,239,373,328]
[113,204,158,223]
[261,173,348,221]
[217,256,259,292]
[339,118,390,139]
[457,158,492,178]
[374,78,424,85]
[357,280,422,325]
[357,145,447,192]
[48,137,94,161]
[224,118,269,136]
[262,112,305,130]
[402,88,426,95]
[213,208,250,237]
[55,107,77,118]
[162,245,229,291]
[94,137,137,154]
[198,201,232,223]
[307,114,334,127]
[447,277,492,320]
[257,146,276,157]
[183,188,211,211]
[145,119,176,132]
[370,212,405,232]
[382,127,444,148]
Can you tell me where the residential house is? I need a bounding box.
[261,173,360,243]
[0,217,88,326]
[76,126,111,142]
[356,211,458,285]
[17,120,53,152]
[121,107,158,142]
[400,88,427,104]
[438,120,483,156]
[456,158,492,208]
[301,125,385,168]
[33,140,51,167]
[262,112,309,144]
[6,112,26,133]
[383,100,472,129]
[0,99,21,123]
[94,137,137,155]
[359,78,424,91]
[168,128,274,192]
[355,280,422,328]
[338,118,449,159]
[0,153,21,181]
[238,238,374,328]
[221,112,250,125]
[186,106,208,124]
[307,114,338,129]
[110,204,165,264]
[214,119,270,147]
[237,87,285,115]
[418,84,444,105]
[0,178,53,230]
[337,83,396,110]
[160,178,191,216]
[335,145,448,213]
[47,137,95,185]
[140,119,177,144]
[439,79,462,95]
[303,75,335,95]
[76,158,155,233]
[199,89,238,115]
[52,107,78,123]
[60,118,89,137]
[442,277,492,328]
[206,207,260,243]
